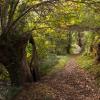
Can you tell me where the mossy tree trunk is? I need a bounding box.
[0,34,40,86]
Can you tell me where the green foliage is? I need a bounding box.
[39,54,69,76]
[77,55,100,86]
[1,0,100,88]
[0,64,9,80]
[6,86,22,100]
[26,43,32,63]
[77,55,94,70]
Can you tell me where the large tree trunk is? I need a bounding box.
[0,34,33,86]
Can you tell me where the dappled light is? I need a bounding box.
[0,0,100,100]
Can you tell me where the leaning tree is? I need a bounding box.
[0,0,58,86]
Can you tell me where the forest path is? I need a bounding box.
[14,57,100,100]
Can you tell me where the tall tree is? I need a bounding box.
[0,0,57,86]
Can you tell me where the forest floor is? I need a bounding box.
[14,57,100,100]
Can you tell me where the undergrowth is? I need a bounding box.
[6,86,22,100]
[77,55,100,87]
[40,54,69,76]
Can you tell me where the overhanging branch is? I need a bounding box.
[7,0,59,34]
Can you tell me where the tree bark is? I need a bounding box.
[29,35,40,81]
[66,32,72,54]
[77,32,82,47]
[0,34,33,86]
[96,43,100,62]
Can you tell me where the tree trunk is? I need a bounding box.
[66,32,72,54]
[0,35,33,86]
[77,32,82,47]
[96,43,100,62]
[29,35,40,81]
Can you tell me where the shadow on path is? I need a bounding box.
[15,57,100,100]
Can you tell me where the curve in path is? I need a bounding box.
[15,58,100,100]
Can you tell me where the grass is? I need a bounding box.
[77,55,100,87]
[77,55,93,70]
[39,54,70,76]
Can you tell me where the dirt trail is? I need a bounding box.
[14,58,100,100]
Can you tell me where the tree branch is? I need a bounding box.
[6,0,19,32]
[7,0,57,34]
[0,1,9,33]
